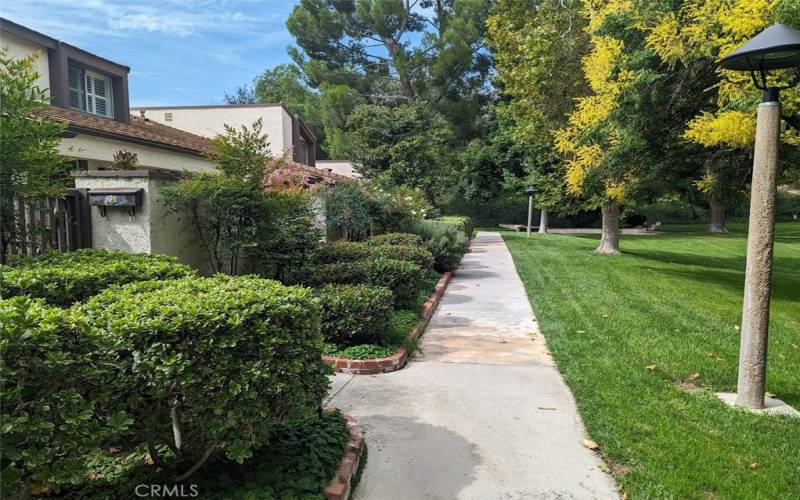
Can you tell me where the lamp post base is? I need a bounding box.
[716,392,799,418]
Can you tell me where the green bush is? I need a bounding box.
[288,258,423,305]
[0,250,194,306]
[367,232,424,247]
[368,243,434,272]
[407,220,469,272]
[316,240,434,272]
[314,241,373,263]
[437,216,474,238]
[80,275,329,477]
[317,284,394,345]
[0,297,132,496]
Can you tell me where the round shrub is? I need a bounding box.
[0,297,131,497]
[316,284,394,345]
[407,220,469,272]
[367,232,424,247]
[314,241,372,264]
[0,249,195,307]
[368,243,434,272]
[80,275,329,476]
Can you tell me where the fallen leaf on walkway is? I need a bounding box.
[645,364,657,372]
[689,372,701,380]
[582,439,599,450]
[537,406,557,410]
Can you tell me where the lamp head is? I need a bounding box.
[525,186,539,195]
[719,23,800,91]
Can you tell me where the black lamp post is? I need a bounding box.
[719,23,800,410]
[525,186,538,237]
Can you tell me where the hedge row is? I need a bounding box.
[286,257,423,305]
[314,240,434,272]
[0,249,195,306]
[1,275,329,496]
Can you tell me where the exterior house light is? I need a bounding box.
[719,23,800,410]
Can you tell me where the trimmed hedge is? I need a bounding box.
[315,240,434,272]
[366,232,424,247]
[314,241,372,263]
[0,297,131,496]
[317,284,394,345]
[0,250,195,306]
[437,216,474,239]
[368,243,434,272]
[407,220,469,272]
[287,258,423,304]
[80,275,329,473]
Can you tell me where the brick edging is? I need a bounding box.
[322,271,452,375]
[323,409,365,500]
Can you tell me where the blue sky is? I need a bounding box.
[2,0,300,106]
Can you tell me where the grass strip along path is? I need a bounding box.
[501,222,800,499]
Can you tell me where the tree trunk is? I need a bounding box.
[595,201,621,254]
[707,195,728,233]
[538,210,549,234]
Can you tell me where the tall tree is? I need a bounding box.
[645,0,800,232]
[286,0,492,136]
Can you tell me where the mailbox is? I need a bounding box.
[87,188,144,217]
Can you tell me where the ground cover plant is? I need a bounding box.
[58,411,349,500]
[501,222,800,498]
[0,250,194,306]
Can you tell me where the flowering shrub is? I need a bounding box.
[365,183,433,233]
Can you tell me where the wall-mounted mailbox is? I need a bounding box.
[88,188,144,217]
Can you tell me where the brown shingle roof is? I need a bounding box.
[40,106,212,155]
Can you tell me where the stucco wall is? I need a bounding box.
[73,175,152,254]
[73,171,209,273]
[1,31,50,93]
[132,105,292,156]
[59,133,216,173]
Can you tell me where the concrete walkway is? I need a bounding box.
[327,232,618,499]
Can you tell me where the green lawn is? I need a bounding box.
[500,222,800,499]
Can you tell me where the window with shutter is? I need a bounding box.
[67,64,113,118]
[85,71,113,118]
[68,65,86,111]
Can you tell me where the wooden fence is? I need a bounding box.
[6,188,92,258]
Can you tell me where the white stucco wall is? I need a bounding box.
[73,172,209,273]
[59,133,216,173]
[316,160,360,178]
[1,31,50,94]
[131,105,292,157]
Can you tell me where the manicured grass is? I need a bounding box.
[501,223,800,499]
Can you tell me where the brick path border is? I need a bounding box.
[323,410,365,500]
[322,271,452,375]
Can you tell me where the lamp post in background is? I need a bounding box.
[525,186,538,237]
[719,23,800,409]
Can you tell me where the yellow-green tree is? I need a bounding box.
[645,0,800,231]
